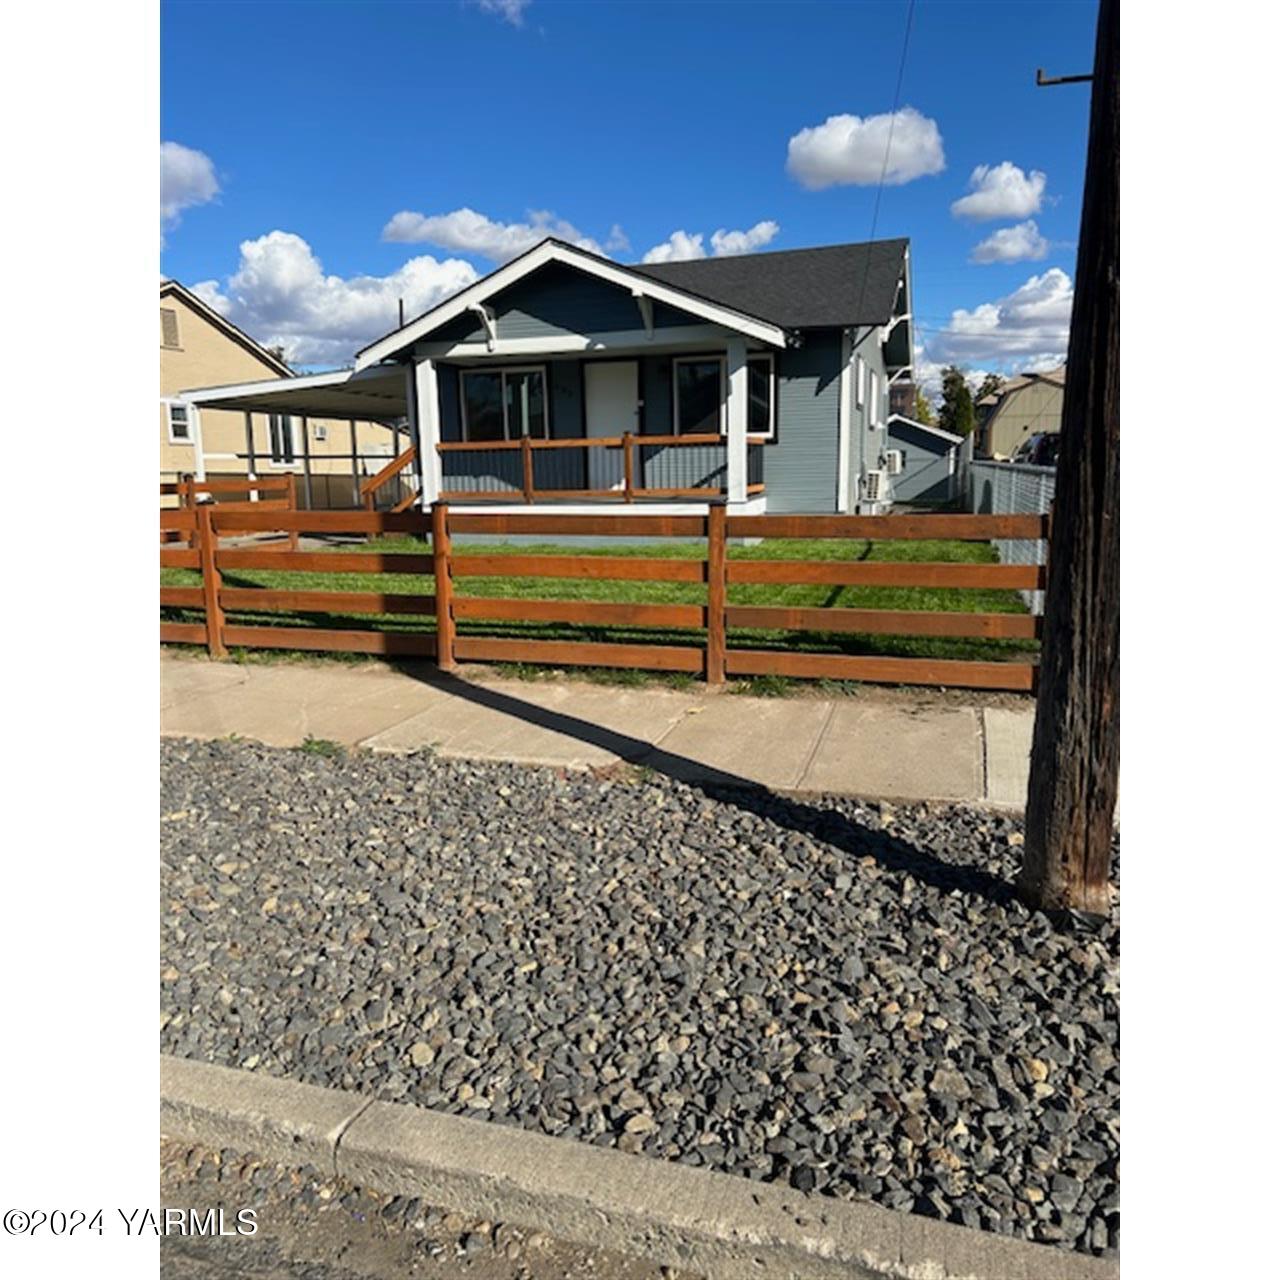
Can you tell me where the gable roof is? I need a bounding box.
[354,235,910,369]
[886,413,963,445]
[355,238,790,369]
[632,238,909,330]
[977,366,1067,407]
[160,279,292,377]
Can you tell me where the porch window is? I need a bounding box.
[673,354,775,438]
[268,413,296,465]
[166,401,191,443]
[461,366,548,441]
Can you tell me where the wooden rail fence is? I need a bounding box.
[160,473,299,551]
[160,505,1047,691]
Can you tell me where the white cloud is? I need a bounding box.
[785,108,945,190]
[642,231,705,264]
[192,230,478,367]
[951,162,1046,221]
[924,268,1073,372]
[382,207,616,263]
[468,0,531,25]
[709,220,780,256]
[642,220,780,264]
[160,141,219,227]
[970,219,1050,264]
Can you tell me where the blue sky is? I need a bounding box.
[160,0,1098,385]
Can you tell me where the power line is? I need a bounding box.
[851,0,917,334]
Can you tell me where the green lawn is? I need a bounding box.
[162,535,1038,669]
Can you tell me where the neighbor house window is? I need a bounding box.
[673,354,775,438]
[461,367,547,441]
[166,401,191,443]
[268,413,296,464]
[161,307,180,349]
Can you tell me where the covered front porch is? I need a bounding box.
[182,338,774,513]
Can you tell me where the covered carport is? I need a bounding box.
[179,364,416,510]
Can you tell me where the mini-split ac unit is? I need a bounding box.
[884,449,905,476]
[862,469,888,503]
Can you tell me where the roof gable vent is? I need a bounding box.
[161,307,180,349]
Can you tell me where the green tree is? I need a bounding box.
[911,387,936,425]
[974,373,1004,404]
[938,366,975,437]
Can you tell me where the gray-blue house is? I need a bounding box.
[180,236,915,515]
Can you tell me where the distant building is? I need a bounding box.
[889,378,915,419]
[974,366,1066,460]
[161,279,403,507]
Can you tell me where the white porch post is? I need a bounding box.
[409,357,442,505]
[189,402,207,482]
[725,336,748,504]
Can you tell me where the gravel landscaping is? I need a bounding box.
[160,738,1118,1259]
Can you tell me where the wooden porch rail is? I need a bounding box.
[162,506,1046,691]
[360,445,419,512]
[436,433,759,503]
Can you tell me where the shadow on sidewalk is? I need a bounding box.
[395,666,1019,910]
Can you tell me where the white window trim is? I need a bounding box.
[265,412,302,469]
[163,397,193,445]
[671,353,775,440]
[868,369,881,429]
[856,354,866,408]
[460,364,549,441]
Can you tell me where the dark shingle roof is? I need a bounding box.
[631,238,908,330]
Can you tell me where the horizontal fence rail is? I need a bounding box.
[160,505,1045,691]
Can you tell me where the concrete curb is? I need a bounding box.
[161,1056,1117,1280]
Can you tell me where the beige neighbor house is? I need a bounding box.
[974,365,1066,460]
[160,280,410,508]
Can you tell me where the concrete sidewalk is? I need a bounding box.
[160,653,1035,808]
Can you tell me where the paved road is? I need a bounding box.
[160,1139,689,1280]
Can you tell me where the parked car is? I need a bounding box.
[1011,432,1060,467]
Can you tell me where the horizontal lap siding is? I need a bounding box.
[766,332,842,513]
[887,419,957,504]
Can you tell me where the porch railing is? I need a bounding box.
[437,433,765,503]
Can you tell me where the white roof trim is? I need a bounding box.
[354,239,788,370]
[180,368,357,403]
[886,413,963,445]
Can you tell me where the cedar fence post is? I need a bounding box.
[197,504,226,658]
[286,475,300,553]
[180,473,198,551]
[705,500,727,685]
[432,501,456,671]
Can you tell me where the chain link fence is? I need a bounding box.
[966,460,1056,613]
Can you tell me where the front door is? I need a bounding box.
[583,361,639,491]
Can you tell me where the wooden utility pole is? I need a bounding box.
[1019,0,1119,915]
